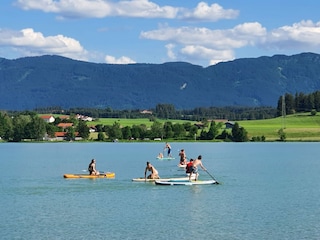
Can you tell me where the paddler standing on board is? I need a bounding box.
[185,158,194,174]
[164,142,172,157]
[144,162,159,180]
[189,155,206,181]
[179,149,187,165]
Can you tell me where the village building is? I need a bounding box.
[57,123,74,129]
[40,115,55,123]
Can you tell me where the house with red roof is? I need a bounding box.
[40,115,55,123]
[53,131,81,141]
[57,123,74,128]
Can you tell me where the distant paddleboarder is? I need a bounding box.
[179,149,187,165]
[164,142,172,157]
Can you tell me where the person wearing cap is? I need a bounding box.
[88,159,99,175]
[144,161,159,180]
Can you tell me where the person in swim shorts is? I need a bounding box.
[144,161,159,180]
[189,155,206,181]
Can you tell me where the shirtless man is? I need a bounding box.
[189,155,206,181]
[144,162,159,180]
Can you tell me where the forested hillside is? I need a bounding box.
[1,52,320,111]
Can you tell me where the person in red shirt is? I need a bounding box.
[185,158,194,174]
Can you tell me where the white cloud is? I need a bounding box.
[141,23,266,49]
[105,55,136,64]
[140,20,320,65]
[141,22,266,65]
[0,28,88,60]
[15,0,112,18]
[181,45,235,65]
[264,20,320,50]
[15,0,237,21]
[0,27,136,64]
[165,43,176,60]
[179,2,239,21]
[15,0,178,19]
[115,0,178,18]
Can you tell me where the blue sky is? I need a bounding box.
[1,0,320,66]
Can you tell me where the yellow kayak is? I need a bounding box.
[63,172,115,179]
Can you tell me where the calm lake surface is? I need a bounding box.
[1,142,320,240]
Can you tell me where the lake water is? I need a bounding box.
[1,142,320,240]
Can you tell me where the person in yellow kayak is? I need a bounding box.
[88,159,99,175]
[144,161,159,180]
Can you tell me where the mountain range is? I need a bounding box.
[1,52,320,111]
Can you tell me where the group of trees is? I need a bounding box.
[277,90,320,115]
[31,90,320,122]
[33,104,278,122]
[80,118,248,142]
[25,90,320,121]
[0,112,46,142]
[100,120,207,141]
[96,120,198,141]
[0,111,249,142]
[0,112,90,142]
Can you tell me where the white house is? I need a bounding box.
[40,115,55,123]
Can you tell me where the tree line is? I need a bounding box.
[277,91,320,115]
[0,112,90,142]
[19,91,320,119]
[97,120,248,142]
[0,111,248,142]
[31,105,277,121]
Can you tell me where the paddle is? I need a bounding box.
[204,169,220,184]
[82,170,105,174]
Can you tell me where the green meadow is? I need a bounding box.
[239,113,320,141]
